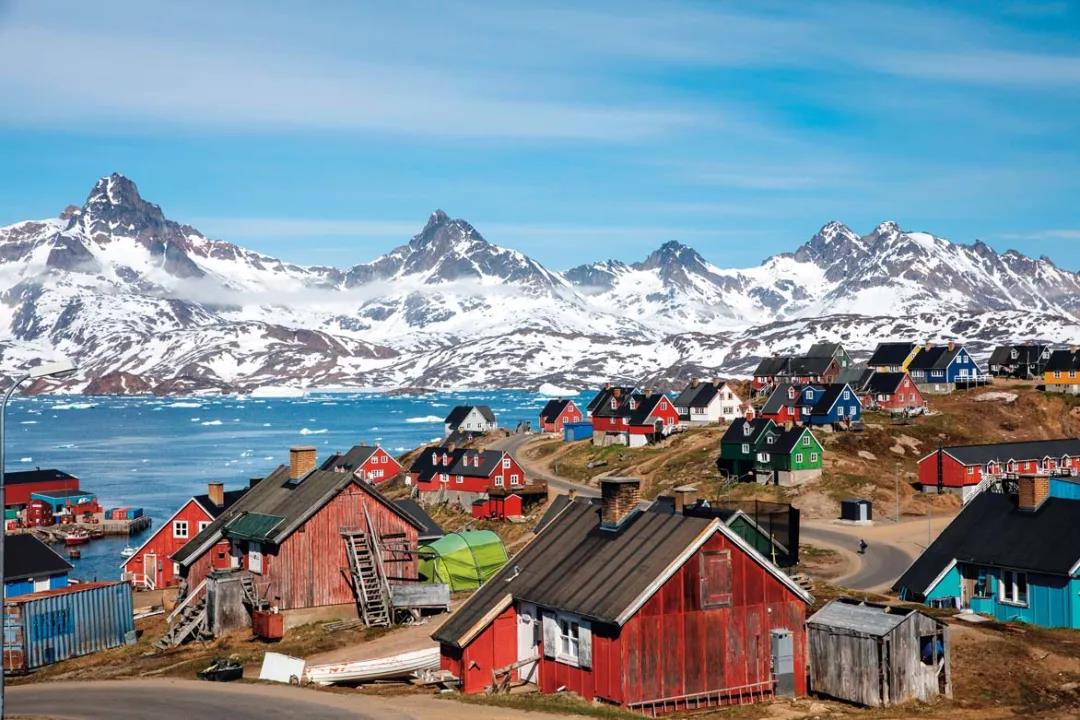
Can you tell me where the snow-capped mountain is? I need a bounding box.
[1,173,1077,394]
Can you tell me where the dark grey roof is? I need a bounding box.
[1045,349,1080,372]
[808,383,855,415]
[6,534,72,582]
[475,405,497,423]
[867,342,917,367]
[753,356,791,377]
[191,488,248,519]
[434,501,716,643]
[721,418,773,446]
[444,405,494,428]
[865,372,908,395]
[808,599,919,637]
[321,445,380,473]
[589,386,635,418]
[394,498,444,542]
[650,496,738,522]
[408,445,507,483]
[772,425,814,454]
[941,438,1080,466]
[4,468,77,486]
[673,381,727,410]
[786,355,835,376]
[539,399,573,423]
[836,366,875,392]
[908,345,962,371]
[894,492,1080,599]
[989,344,1048,366]
[761,383,804,415]
[174,463,420,565]
[627,392,668,425]
[806,342,842,359]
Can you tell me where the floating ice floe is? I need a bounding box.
[166,401,202,409]
[406,415,442,424]
[537,382,576,397]
[52,402,97,410]
[201,420,224,426]
[299,427,328,435]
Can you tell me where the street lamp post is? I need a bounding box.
[0,358,76,719]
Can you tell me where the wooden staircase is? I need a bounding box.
[239,573,267,610]
[342,507,392,627]
[155,579,210,649]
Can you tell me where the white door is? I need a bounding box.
[517,602,539,683]
[248,542,263,574]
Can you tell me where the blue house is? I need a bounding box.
[907,341,982,393]
[799,383,862,427]
[4,534,72,597]
[894,476,1080,628]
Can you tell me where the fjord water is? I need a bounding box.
[7,390,589,581]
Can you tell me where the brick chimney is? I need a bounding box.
[249,476,263,489]
[924,340,933,351]
[691,378,700,388]
[289,446,317,480]
[1018,475,1050,512]
[947,340,956,352]
[600,478,641,529]
[207,482,225,508]
[674,484,697,514]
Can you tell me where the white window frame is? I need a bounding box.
[456,474,464,484]
[502,457,511,469]
[795,453,804,464]
[495,475,504,487]
[802,435,810,446]
[198,520,210,533]
[810,452,819,463]
[173,520,189,539]
[510,474,520,486]
[741,443,750,454]
[999,569,1028,606]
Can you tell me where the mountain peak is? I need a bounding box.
[80,173,166,228]
[636,240,706,272]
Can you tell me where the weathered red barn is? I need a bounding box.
[917,438,1080,502]
[321,444,402,484]
[121,481,248,590]
[172,446,422,612]
[539,399,584,433]
[435,478,811,714]
[3,469,79,508]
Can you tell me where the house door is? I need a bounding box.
[517,602,540,683]
[144,553,158,587]
[248,542,263,575]
[770,630,795,698]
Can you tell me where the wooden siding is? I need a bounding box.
[125,499,212,588]
[809,613,950,707]
[183,483,418,611]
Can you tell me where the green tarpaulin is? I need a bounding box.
[417,530,508,591]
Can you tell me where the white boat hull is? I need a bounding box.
[305,647,440,685]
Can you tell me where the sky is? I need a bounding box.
[2,0,1080,270]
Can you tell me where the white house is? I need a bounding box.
[444,405,498,437]
[673,379,744,426]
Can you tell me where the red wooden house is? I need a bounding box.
[588,387,681,447]
[121,481,248,590]
[172,446,422,612]
[539,399,583,433]
[407,445,526,507]
[862,372,925,413]
[321,444,402,484]
[470,484,548,521]
[917,438,1080,502]
[435,478,811,713]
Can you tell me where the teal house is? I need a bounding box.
[894,476,1080,628]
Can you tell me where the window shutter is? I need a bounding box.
[578,620,593,669]
[541,611,557,659]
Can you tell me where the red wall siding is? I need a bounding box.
[184,483,418,610]
[441,605,518,694]
[4,477,80,507]
[591,416,626,433]
[542,402,584,433]
[356,448,402,484]
[124,500,212,588]
[417,453,526,496]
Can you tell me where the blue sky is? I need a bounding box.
[2,0,1080,270]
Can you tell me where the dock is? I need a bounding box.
[10,516,151,542]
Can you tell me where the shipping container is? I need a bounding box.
[128,507,144,519]
[562,421,593,442]
[3,581,135,673]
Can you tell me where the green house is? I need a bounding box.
[719,418,823,486]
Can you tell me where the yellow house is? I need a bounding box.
[1044,347,1080,394]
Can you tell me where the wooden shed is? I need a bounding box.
[808,599,951,707]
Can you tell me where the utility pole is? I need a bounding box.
[895,462,900,523]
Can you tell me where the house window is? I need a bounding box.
[1055,371,1062,379]
[557,617,581,665]
[610,398,617,409]
[743,423,752,436]
[843,390,850,400]
[495,475,504,486]
[699,549,733,609]
[510,474,520,485]
[198,520,210,533]
[805,390,814,400]
[1000,569,1028,606]
[973,567,990,598]
[440,473,449,483]
[802,436,810,446]
[660,401,667,410]
[810,452,819,463]
[502,458,511,469]
[795,453,804,464]
[766,435,775,444]
[456,475,463,484]
[741,443,750,454]
[381,455,388,464]
[966,466,974,475]
[173,520,189,539]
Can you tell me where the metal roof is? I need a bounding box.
[5,534,73,582]
[808,599,915,636]
[225,511,285,542]
[942,438,1080,466]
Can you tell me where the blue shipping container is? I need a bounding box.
[3,581,134,673]
[563,421,593,442]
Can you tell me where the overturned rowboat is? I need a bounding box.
[305,647,440,686]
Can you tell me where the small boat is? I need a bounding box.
[68,548,81,559]
[63,530,91,546]
[305,647,440,686]
[198,657,244,682]
[119,546,137,558]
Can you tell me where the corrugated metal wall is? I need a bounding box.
[4,582,134,672]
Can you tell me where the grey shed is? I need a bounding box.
[808,598,951,707]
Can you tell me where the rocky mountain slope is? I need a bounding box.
[1,173,1076,394]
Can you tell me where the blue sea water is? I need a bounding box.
[4,389,591,582]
